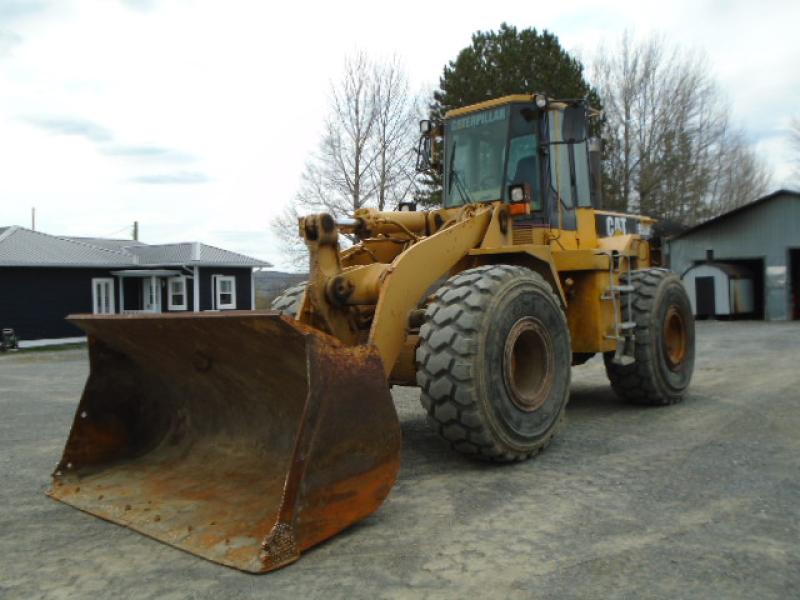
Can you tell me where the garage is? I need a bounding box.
[668,190,800,321]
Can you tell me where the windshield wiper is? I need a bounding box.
[448,142,472,204]
[451,169,472,204]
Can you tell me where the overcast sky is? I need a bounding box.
[1,0,797,269]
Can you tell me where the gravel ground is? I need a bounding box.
[0,320,798,599]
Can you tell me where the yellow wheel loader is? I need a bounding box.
[49,93,695,572]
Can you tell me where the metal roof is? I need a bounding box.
[671,189,800,240]
[69,237,147,251]
[0,227,136,267]
[124,242,270,267]
[0,226,270,268]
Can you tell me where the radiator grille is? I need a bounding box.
[512,223,534,245]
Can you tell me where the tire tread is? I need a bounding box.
[604,268,690,406]
[417,265,568,462]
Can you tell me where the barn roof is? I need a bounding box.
[672,189,800,240]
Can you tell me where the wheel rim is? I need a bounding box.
[663,306,687,370]
[503,317,555,412]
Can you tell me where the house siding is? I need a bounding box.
[198,267,253,311]
[0,267,118,340]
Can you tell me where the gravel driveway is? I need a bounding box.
[1,320,798,599]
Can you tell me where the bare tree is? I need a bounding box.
[706,130,773,215]
[271,52,421,267]
[592,32,771,225]
[790,117,800,184]
[271,201,308,267]
[370,56,420,210]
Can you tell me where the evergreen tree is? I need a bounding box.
[419,23,598,206]
[433,24,597,116]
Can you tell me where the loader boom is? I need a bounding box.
[299,203,496,375]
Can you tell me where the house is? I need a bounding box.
[667,190,800,320]
[0,226,270,343]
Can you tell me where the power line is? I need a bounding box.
[98,224,134,239]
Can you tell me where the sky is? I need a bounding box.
[1,0,798,269]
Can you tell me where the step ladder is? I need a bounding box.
[601,252,636,366]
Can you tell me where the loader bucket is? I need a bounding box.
[47,311,401,573]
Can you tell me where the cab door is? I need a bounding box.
[544,106,593,231]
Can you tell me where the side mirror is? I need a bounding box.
[416,120,441,174]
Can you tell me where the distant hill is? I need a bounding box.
[254,270,307,308]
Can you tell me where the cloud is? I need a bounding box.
[24,116,112,142]
[119,0,158,12]
[23,117,196,165]
[100,145,194,162]
[0,1,51,21]
[129,171,210,184]
[0,29,23,58]
[746,127,788,144]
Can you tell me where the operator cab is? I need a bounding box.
[419,94,601,230]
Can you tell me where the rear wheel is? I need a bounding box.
[416,265,571,461]
[604,269,695,405]
[271,282,307,317]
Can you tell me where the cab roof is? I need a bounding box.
[444,94,541,119]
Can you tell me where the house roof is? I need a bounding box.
[69,237,147,251]
[124,242,270,267]
[671,189,800,240]
[0,227,137,267]
[0,226,270,268]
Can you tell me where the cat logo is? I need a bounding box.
[605,216,627,236]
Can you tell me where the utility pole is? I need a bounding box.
[31,207,35,231]
[133,221,139,241]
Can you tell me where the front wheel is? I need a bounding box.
[416,265,572,462]
[604,269,695,405]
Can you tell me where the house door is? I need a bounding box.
[142,277,161,312]
[695,276,716,316]
[92,278,115,314]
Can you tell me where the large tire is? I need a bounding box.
[270,282,307,317]
[416,265,571,462]
[604,268,695,405]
